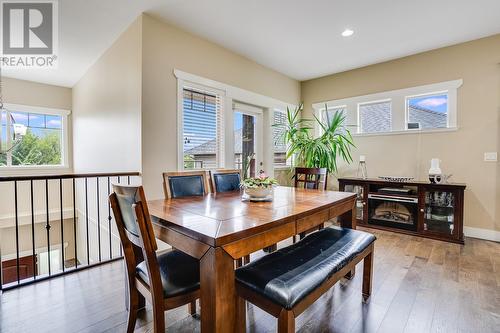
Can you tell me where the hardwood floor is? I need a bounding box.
[1,227,499,333]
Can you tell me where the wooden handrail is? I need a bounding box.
[0,172,141,182]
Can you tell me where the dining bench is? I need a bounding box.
[235,226,376,333]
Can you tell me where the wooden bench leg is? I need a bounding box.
[237,296,247,332]
[278,309,295,333]
[362,248,374,302]
[188,300,197,315]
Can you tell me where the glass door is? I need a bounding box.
[343,184,366,222]
[233,105,263,178]
[422,189,456,236]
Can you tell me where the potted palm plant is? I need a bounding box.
[278,103,355,180]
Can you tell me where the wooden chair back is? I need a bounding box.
[294,167,328,190]
[162,171,210,199]
[109,184,163,299]
[209,169,242,193]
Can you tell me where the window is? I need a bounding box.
[272,110,287,166]
[312,79,461,136]
[358,100,392,134]
[0,106,67,168]
[407,93,448,130]
[182,87,223,169]
[321,106,346,127]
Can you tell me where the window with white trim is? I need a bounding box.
[181,87,223,169]
[358,100,392,134]
[406,93,448,130]
[312,79,462,136]
[0,106,68,167]
[318,105,348,134]
[272,109,287,166]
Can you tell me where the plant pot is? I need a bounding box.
[244,186,273,198]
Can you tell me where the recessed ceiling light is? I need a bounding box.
[342,29,354,37]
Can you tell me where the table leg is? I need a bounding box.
[200,247,237,333]
[339,203,357,279]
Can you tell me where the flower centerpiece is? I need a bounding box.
[241,172,279,200]
[240,155,279,201]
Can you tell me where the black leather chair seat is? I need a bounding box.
[236,226,376,309]
[136,250,200,298]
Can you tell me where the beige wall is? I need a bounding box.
[301,34,500,233]
[72,17,142,174]
[141,14,300,199]
[3,77,72,110]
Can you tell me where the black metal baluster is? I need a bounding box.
[14,181,20,284]
[60,179,65,272]
[45,179,51,276]
[127,176,130,185]
[107,177,112,259]
[30,180,36,281]
[85,178,90,265]
[73,178,78,269]
[96,178,101,262]
[117,176,122,257]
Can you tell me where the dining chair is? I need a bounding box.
[163,171,210,198]
[109,184,200,333]
[293,167,328,243]
[209,169,241,193]
[294,167,328,190]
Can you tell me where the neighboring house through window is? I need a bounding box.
[407,93,448,130]
[182,87,223,169]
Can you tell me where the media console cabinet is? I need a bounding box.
[338,177,466,244]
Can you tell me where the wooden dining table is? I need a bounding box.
[148,186,357,333]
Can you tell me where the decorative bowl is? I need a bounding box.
[244,186,273,198]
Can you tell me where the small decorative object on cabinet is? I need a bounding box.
[338,177,465,244]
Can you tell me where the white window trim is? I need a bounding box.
[312,79,463,137]
[0,103,71,172]
[174,69,296,175]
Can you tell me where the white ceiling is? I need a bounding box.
[4,0,500,87]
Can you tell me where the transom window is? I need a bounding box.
[358,100,392,134]
[407,93,448,130]
[312,79,462,136]
[1,106,68,168]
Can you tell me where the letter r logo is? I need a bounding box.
[2,1,53,54]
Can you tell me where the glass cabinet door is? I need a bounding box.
[344,184,365,221]
[423,190,455,236]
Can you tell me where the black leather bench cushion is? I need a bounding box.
[136,250,200,298]
[236,226,375,309]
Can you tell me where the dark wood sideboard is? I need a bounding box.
[338,177,466,244]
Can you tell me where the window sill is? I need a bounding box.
[0,165,72,177]
[352,127,458,138]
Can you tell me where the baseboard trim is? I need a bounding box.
[464,226,500,242]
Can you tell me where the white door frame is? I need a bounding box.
[232,102,264,174]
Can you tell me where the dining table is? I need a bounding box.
[148,186,357,333]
